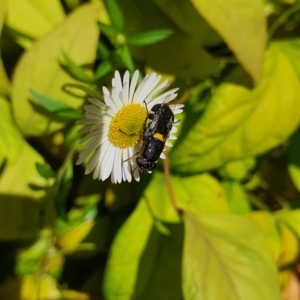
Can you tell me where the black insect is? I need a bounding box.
[136,103,176,174]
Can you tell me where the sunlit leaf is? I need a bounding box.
[12,3,100,136]
[277,222,299,268]
[61,52,94,83]
[0,96,23,163]
[273,38,300,80]
[183,212,281,300]
[219,157,256,181]
[62,83,102,100]
[103,199,153,300]
[276,209,300,239]
[104,0,124,32]
[189,0,266,83]
[0,142,53,240]
[222,181,251,214]
[143,172,229,223]
[127,29,173,46]
[170,44,300,173]
[5,0,65,48]
[0,0,10,95]
[21,274,61,300]
[246,211,281,263]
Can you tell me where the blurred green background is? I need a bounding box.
[1,0,300,299]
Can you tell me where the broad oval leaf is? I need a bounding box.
[5,0,65,48]
[190,0,266,83]
[0,96,23,163]
[170,44,300,174]
[12,4,100,136]
[143,171,229,223]
[183,212,281,300]
[103,199,153,300]
[0,142,52,240]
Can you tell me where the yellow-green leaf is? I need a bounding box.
[0,96,23,163]
[190,0,266,83]
[171,44,300,173]
[0,142,52,240]
[143,172,229,223]
[5,0,65,48]
[11,4,100,136]
[246,211,281,263]
[103,199,153,300]
[183,212,281,300]
[273,39,300,80]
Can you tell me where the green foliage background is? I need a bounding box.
[1,0,300,299]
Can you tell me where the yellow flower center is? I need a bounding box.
[108,104,147,148]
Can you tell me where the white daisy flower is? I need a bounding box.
[76,70,184,184]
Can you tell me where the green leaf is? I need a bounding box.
[98,21,117,38]
[120,0,219,79]
[287,128,300,192]
[94,60,113,80]
[62,83,102,100]
[5,0,65,48]
[127,29,172,46]
[97,42,110,59]
[0,142,53,240]
[61,52,94,83]
[54,161,73,221]
[219,157,256,181]
[247,211,281,264]
[35,163,56,179]
[222,181,251,214]
[0,58,10,96]
[143,172,229,223]
[274,39,300,80]
[104,0,124,32]
[189,0,266,83]
[170,44,300,174]
[12,3,100,136]
[103,199,153,300]
[117,45,134,72]
[0,0,10,95]
[30,90,83,120]
[0,96,23,163]
[276,209,300,239]
[183,212,281,300]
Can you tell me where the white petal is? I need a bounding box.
[122,148,132,182]
[165,140,173,147]
[102,86,110,96]
[88,98,106,109]
[100,144,115,180]
[129,70,139,103]
[134,73,160,103]
[168,134,177,140]
[113,71,122,91]
[112,87,123,110]
[103,94,119,113]
[85,147,102,174]
[171,126,177,133]
[111,147,122,183]
[160,152,166,159]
